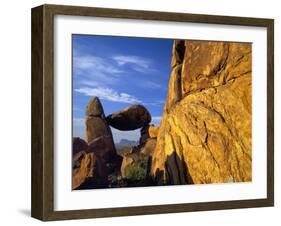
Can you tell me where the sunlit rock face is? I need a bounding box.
[72,151,95,189]
[150,40,252,185]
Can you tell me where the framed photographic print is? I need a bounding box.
[31,4,274,221]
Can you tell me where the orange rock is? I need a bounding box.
[147,126,159,138]
[139,125,159,146]
[72,151,95,189]
[140,138,157,156]
[182,41,251,95]
[151,40,252,184]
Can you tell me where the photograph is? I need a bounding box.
[30,3,275,221]
[71,35,252,190]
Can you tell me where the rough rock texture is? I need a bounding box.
[121,153,136,178]
[72,137,93,189]
[106,105,151,131]
[140,138,157,156]
[84,97,121,188]
[144,125,159,139]
[73,137,88,156]
[151,40,252,185]
[72,151,95,189]
[116,145,134,156]
[88,137,122,176]
[139,125,159,145]
[120,137,157,184]
[86,97,113,144]
[182,41,251,95]
[165,40,185,112]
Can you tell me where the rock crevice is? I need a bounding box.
[150,40,252,184]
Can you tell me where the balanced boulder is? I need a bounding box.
[106,105,151,131]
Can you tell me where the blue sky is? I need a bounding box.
[72,34,173,143]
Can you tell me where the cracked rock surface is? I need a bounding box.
[150,40,252,184]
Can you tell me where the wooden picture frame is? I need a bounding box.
[31,4,274,221]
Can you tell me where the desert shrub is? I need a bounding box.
[126,159,148,181]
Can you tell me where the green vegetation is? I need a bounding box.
[126,159,148,181]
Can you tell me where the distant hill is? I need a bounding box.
[115,139,138,156]
[115,139,138,149]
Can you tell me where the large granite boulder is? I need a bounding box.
[72,151,95,189]
[85,96,121,188]
[106,105,151,131]
[151,40,252,185]
[72,137,92,189]
[86,97,112,144]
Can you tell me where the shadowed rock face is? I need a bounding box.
[86,96,104,117]
[139,125,159,145]
[72,137,88,156]
[86,97,112,144]
[83,96,121,188]
[140,138,157,157]
[165,40,185,112]
[106,105,151,131]
[151,40,252,185]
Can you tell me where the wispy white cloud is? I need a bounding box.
[112,55,156,74]
[73,54,158,89]
[75,87,142,104]
[74,55,123,74]
[113,55,150,68]
[79,80,101,87]
[73,55,122,86]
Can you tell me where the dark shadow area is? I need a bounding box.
[152,151,194,186]
[74,150,194,190]
[165,151,194,185]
